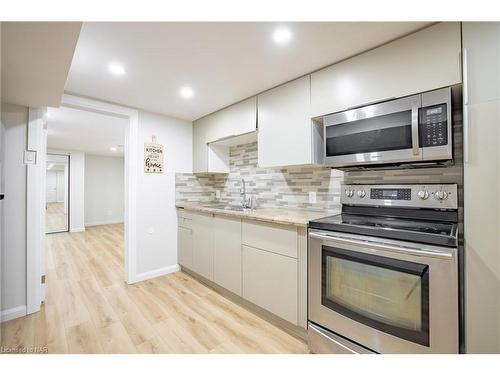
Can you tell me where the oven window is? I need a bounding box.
[325,110,412,157]
[322,245,429,346]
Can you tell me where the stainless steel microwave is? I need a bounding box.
[323,87,453,168]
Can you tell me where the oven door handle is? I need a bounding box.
[309,231,454,260]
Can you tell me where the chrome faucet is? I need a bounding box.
[240,178,251,209]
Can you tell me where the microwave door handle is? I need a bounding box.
[411,100,420,156]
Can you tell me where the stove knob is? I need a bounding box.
[417,190,429,200]
[345,188,354,198]
[357,190,366,198]
[435,191,448,201]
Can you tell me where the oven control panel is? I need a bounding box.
[370,188,411,201]
[342,184,458,209]
[419,103,448,147]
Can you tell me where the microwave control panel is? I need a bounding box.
[419,103,448,147]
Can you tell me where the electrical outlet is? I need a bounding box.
[215,190,221,199]
[309,191,317,204]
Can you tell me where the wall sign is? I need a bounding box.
[144,136,164,173]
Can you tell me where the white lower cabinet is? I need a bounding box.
[213,215,242,296]
[177,226,193,269]
[191,212,214,281]
[242,245,298,325]
[177,209,306,329]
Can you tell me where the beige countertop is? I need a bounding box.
[176,202,338,227]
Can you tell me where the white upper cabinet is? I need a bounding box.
[310,22,462,117]
[258,76,322,168]
[192,96,257,173]
[462,22,500,105]
[192,118,208,173]
[204,96,257,143]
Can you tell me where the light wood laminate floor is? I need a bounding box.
[0,224,308,354]
[46,202,68,233]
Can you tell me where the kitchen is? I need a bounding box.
[176,22,466,354]
[0,5,499,371]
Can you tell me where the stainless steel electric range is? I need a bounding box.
[308,184,459,354]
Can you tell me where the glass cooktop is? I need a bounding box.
[309,213,458,247]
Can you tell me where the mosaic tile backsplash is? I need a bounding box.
[176,141,344,211]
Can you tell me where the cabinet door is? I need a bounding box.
[178,226,193,269]
[191,212,214,280]
[462,22,500,105]
[463,22,500,354]
[311,22,461,117]
[193,119,208,173]
[193,119,230,174]
[464,101,500,354]
[258,76,313,168]
[205,97,257,143]
[213,215,242,296]
[242,245,298,324]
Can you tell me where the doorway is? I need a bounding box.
[45,154,70,234]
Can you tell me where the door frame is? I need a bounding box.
[60,94,139,284]
[26,108,47,314]
[27,95,139,315]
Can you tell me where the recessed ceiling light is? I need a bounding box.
[108,62,125,76]
[110,147,118,152]
[180,86,195,99]
[272,27,292,45]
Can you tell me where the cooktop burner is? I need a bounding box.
[309,213,458,247]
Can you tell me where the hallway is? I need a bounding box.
[0,224,307,354]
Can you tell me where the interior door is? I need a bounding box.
[46,170,57,202]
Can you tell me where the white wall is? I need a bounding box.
[85,155,124,226]
[135,110,192,278]
[1,102,28,315]
[48,149,85,232]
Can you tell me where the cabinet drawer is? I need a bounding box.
[242,245,298,324]
[242,220,297,258]
[177,209,196,225]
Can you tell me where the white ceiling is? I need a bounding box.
[46,106,127,157]
[65,22,432,121]
[1,22,82,107]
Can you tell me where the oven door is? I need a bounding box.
[308,230,458,354]
[323,94,422,167]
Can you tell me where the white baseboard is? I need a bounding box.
[85,220,124,227]
[70,227,85,233]
[130,264,180,284]
[0,305,27,323]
